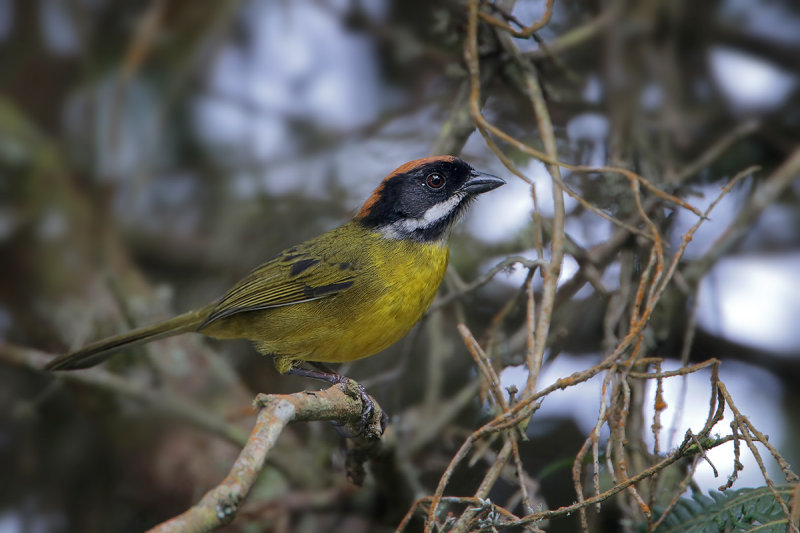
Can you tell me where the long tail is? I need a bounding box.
[44,307,212,371]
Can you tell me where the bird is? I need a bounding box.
[44,155,504,419]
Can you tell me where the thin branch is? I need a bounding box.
[149,383,384,532]
[687,149,800,283]
[1,344,250,446]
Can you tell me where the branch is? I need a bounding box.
[0,344,250,446]
[686,147,800,283]
[149,382,384,532]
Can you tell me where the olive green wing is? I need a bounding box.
[199,248,357,329]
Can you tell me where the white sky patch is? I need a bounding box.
[257,156,338,199]
[245,1,380,130]
[709,46,797,113]
[566,113,609,167]
[40,0,80,55]
[0,0,12,42]
[0,305,12,342]
[465,172,534,242]
[582,75,603,104]
[642,360,785,491]
[720,0,800,46]
[480,251,579,290]
[697,252,800,354]
[500,354,607,435]
[671,181,749,260]
[501,356,786,492]
[194,95,250,149]
[640,82,664,111]
[193,1,382,181]
[529,163,579,217]
[565,210,614,249]
[465,158,577,243]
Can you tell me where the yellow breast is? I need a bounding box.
[335,238,449,359]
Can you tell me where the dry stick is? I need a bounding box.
[451,439,516,532]
[472,101,702,218]
[428,322,541,531]
[629,242,662,339]
[607,167,750,519]
[616,166,756,373]
[687,148,800,284]
[580,252,660,525]
[631,180,665,325]
[150,382,383,533]
[469,21,744,468]
[651,361,665,458]
[514,432,710,527]
[402,379,483,459]
[510,436,536,517]
[675,119,760,182]
[466,9,687,238]
[720,383,799,485]
[607,378,634,516]
[571,407,612,531]
[418,385,548,531]
[626,358,719,380]
[612,169,757,500]
[432,5,770,530]
[649,165,758,312]
[430,256,543,312]
[458,325,509,412]
[668,295,700,446]
[513,380,730,529]
[441,5,566,530]
[525,268,536,394]
[650,453,704,531]
[421,328,696,531]
[3,344,250,446]
[504,39,565,398]
[479,28,572,533]
[791,484,800,530]
[419,425,490,531]
[418,5,531,531]
[525,0,619,61]
[617,377,652,518]
[647,360,666,524]
[396,496,523,532]
[717,383,799,533]
[479,0,554,38]
[649,362,728,532]
[609,382,640,522]
[703,364,727,437]
[573,359,721,528]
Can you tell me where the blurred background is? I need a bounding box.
[1,0,799,531]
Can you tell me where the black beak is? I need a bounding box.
[460,170,506,195]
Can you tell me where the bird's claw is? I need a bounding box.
[287,364,386,437]
[338,380,384,437]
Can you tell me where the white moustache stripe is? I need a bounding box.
[416,193,465,227]
[379,193,465,239]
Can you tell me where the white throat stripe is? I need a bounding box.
[379,193,465,239]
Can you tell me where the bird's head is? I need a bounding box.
[355,156,505,242]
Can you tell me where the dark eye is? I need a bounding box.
[426,173,445,189]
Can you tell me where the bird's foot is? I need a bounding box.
[287,364,386,437]
[343,379,388,437]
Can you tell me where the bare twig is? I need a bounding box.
[149,383,384,532]
[1,344,250,446]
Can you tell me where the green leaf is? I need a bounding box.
[653,484,798,533]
